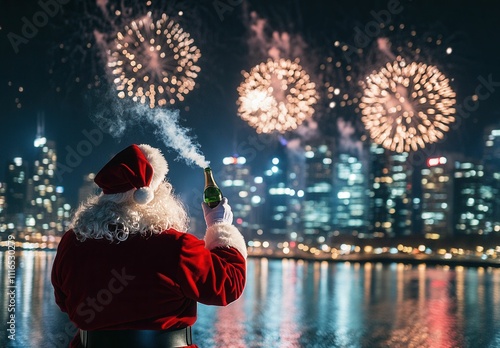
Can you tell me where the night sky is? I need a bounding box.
[0,0,499,209]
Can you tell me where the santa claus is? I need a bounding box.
[51,144,247,348]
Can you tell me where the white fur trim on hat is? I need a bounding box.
[133,186,155,205]
[204,223,247,259]
[137,144,169,191]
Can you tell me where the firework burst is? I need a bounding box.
[359,58,456,153]
[107,12,201,108]
[316,20,461,143]
[237,58,318,134]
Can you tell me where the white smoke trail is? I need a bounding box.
[91,96,209,168]
[247,11,306,62]
[147,108,209,168]
[377,37,396,61]
[337,118,363,156]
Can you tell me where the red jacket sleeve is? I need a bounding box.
[175,223,247,306]
[51,231,72,314]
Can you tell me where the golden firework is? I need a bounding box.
[237,58,318,134]
[108,12,201,108]
[360,59,456,152]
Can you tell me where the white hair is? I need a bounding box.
[71,181,189,242]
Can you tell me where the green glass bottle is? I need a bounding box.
[203,167,223,208]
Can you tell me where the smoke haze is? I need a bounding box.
[91,97,209,168]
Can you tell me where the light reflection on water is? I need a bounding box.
[2,251,500,347]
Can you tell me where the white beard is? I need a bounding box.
[71,182,189,242]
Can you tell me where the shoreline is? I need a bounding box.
[247,252,500,268]
[2,246,500,269]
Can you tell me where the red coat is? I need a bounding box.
[51,225,247,348]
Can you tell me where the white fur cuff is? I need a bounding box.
[204,223,247,259]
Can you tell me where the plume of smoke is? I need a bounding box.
[96,0,109,17]
[337,118,363,156]
[376,37,396,61]
[247,11,307,62]
[294,119,319,141]
[148,108,209,168]
[90,92,208,168]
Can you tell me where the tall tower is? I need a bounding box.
[262,147,292,242]
[369,144,412,237]
[483,124,500,234]
[25,113,70,239]
[302,142,334,244]
[4,158,28,217]
[3,157,28,235]
[219,155,264,241]
[333,151,369,237]
[284,140,306,243]
[421,156,454,239]
[453,159,488,235]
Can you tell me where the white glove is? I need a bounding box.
[201,197,233,227]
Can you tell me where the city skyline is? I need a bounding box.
[1,120,498,247]
[1,1,500,204]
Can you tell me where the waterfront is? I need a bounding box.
[2,251,500,347]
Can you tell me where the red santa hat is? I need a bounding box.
[94,144,169,205]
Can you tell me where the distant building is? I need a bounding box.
[302,143,334,244]
[453,159,489,235]
[333,151,369,237]
[369,144,412,237]
[421,156,454,239]
[482,124,500,233]
[219,155,264,240]
[4,157,28,234]
[23,115,72,240]
[369,145,391,237]
[285,141,306,243]
[262,151,292,241]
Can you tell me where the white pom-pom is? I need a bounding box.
[133,187,154,205]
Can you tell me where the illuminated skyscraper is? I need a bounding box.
[483,124,500,233]
[369,144,412,237]
[453,159,489,235]
[24,116,71,239]
[421,156,454,238]
[302,143,334,244]
[219,155,264,240]
[369,144,391,237]
[333,151,369,237]
[484,125,500,173]
[262,150,295,241]
[4,157,28,234]
[285,141,306,243]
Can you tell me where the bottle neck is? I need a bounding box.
[204,168,217,187]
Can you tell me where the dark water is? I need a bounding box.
[1,251,500,348]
